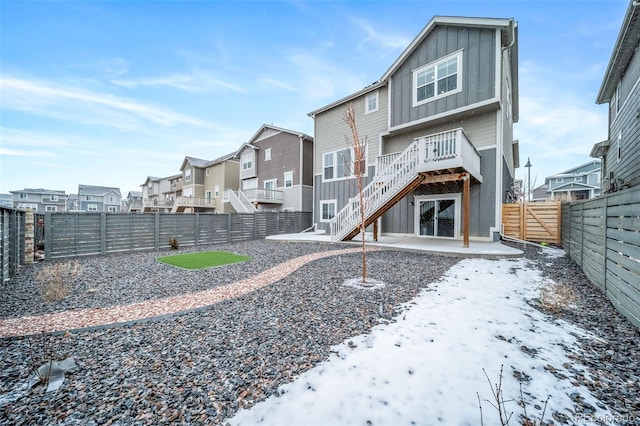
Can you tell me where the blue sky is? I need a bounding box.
[0,0,629,197]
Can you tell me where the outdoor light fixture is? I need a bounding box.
[525,157,532,203]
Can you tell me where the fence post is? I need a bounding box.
[602,196,608,294]
[580,202,584,269]
[24,210,34,264]
[566,203,571,258]
[227,213,231,243]
[254,213,257,240]
[44,212,52,260]
[195,213,200,247]
[154,212,160,250]
[100,213,107,255]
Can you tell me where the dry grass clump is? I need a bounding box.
[539,280,578,313]
[36,260,84,302]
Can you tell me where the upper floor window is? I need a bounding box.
[109,196,115,202]
[242,152,253,170]
[413,51,462,107]
[574,176,583,182]
[365,91,379,114]
[45,205,57,212]
[49,195,59,202]
[284,171,293,188]
[85,195,92,201]
[19,193,28,199]
[214,185,220,197]
[185,168,192,182]
[323,148,365,181]
[617,130,622,162]
[555,178,563,183]
[206,168,210,176]
[265,148,272,161]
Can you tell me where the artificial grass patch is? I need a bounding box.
[157,251,251,270]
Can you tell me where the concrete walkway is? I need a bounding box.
[267,231,523,258]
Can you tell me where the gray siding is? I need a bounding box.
[390,26,497,128]
[605,45,640,190]
[380,148,497,238]
[254,132,302,187]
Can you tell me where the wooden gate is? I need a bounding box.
[502,202,561,245]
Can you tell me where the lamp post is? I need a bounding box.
[525,157,532,203]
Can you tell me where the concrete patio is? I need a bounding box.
[267,231,524,258]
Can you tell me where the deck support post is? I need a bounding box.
[463,173,470,248]
[373,219,378,241]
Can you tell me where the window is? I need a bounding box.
[365,91,379,114]
[85,195,92,201]
[574,176,583,182]
[323,148,359,181]
[617,130,622,162]
[242,152,253,170]
[206,168,210,176]
[109,196,115,202]
[45,205,57,212]
[107,206,118,213]
[185,168,192,182]
[555,178,563,183]
[19,193,28,200]
[88,204,98,211]
[214,185,220,197]
[284,171,293,188]
[320,200,337,222]
[264,179,277,191]
[18,203,38,210]
[49,195,59,202]
[413,51,462,106]
[205,191,212,199]
[265,148,272,161]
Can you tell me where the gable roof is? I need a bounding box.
[547,160,601,178]
[597,1,640,104]
[78,184,122,197]
[309,16,518,119]
[235,124,313,156]
[550,181,600,192]
[10,188,66,195]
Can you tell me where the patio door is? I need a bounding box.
[415,195,460,238]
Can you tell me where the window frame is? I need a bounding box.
[45,205,57,212]
[206,168,210,176]
[617,130,622,162]
[241,152,253,171]
[19,193,28,200]
[412,50,463,107]
[265,148,272,161]
[320,200,337,222]
[214,185,220,198]
[263,178,277,190]
[322,148,365,182]
[49,195,59,202]
[185,168,192,183]
[85,195,92,201]
[365,91,379,114]
[87,204,98,212]
[107,205,118,213]
[284,171,294,188]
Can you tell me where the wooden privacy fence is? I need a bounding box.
[502,201,561,245]
[561,186,640,328]
[44,211,312,260]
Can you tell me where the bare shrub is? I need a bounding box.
[168,237,179,250]
[539,280,578,314]
[36,260,84,302]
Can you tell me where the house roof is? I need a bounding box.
[182,156,210,169]
[78,185,122,197]
[308,16,519,120]
[590,139,610,158]
[546,160,601,178]
[127,191,143,198]
[597,1,640,104]
[208,151,239,167]
[550,181,600,192]
[10,188,66,195]
[234,124,313,156]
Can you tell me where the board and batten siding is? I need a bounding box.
[383,110,498,156]
[313,87,388,176]
[380,147,497,238]
[390,26,497,128]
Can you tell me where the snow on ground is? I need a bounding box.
[229,249,612,426]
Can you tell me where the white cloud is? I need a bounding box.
[260,78,298,93]
[0,148,56,157]
[0,76,213,130]
[112,71,247,94]
[351,16,411,50]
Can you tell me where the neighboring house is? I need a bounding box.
[229,124,314,213]
[9,188,67,212]
[67,194,80,212]
[544,160,601,201]
[204,153,240,214]
[531,184,550,202]
[309,16,519,243]
[0,194,13,208]
[124,191,143,213]
[163,174,183,204]
[78,185,122,212]
[591,1,640,193]
[141,176,173,212]
[175,156,216,213]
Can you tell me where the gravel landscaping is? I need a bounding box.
[0,239,638,425]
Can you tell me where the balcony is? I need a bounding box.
[242,188,284,204]
[142,198,174,212]
[174,196,215,208]
[377,128,482,183]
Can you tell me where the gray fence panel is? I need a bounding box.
[1,209,9,282]
[561,187,640,328]
[0,207,29,284]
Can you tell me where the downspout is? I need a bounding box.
[299,135,304,211]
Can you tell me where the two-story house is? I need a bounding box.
[78,185,122,212]
[309,16,519,244]
[174,156,218,213]
[229,124,314,213]
[591,1,640,193]
[124,191,143,213]
[0,194,13,208]
[10,188,67,212]
[204,153,240,214]
[543,160,601,201]
[141,176,173,212]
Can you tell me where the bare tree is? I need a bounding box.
[343,102,368,284]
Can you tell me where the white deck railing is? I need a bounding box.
[331,128,479,241]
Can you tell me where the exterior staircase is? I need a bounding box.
[330,128,481,241]
[225,190,257,213]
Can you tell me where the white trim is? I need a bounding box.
[241,152,253,170]
[265,148,272,161]
[45,205,57,212]
[185,168,192,183]
[206,168,210,176]
[414,194,461,239]
[365,90,379,114]
[320,199,337,222]
[264,178,277,190]
[388,98,500,133]
[322,147,366,182]
[284,170,294,188]
[494,110,503,233]
[412,50,463,107]
[214,185,220,197]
